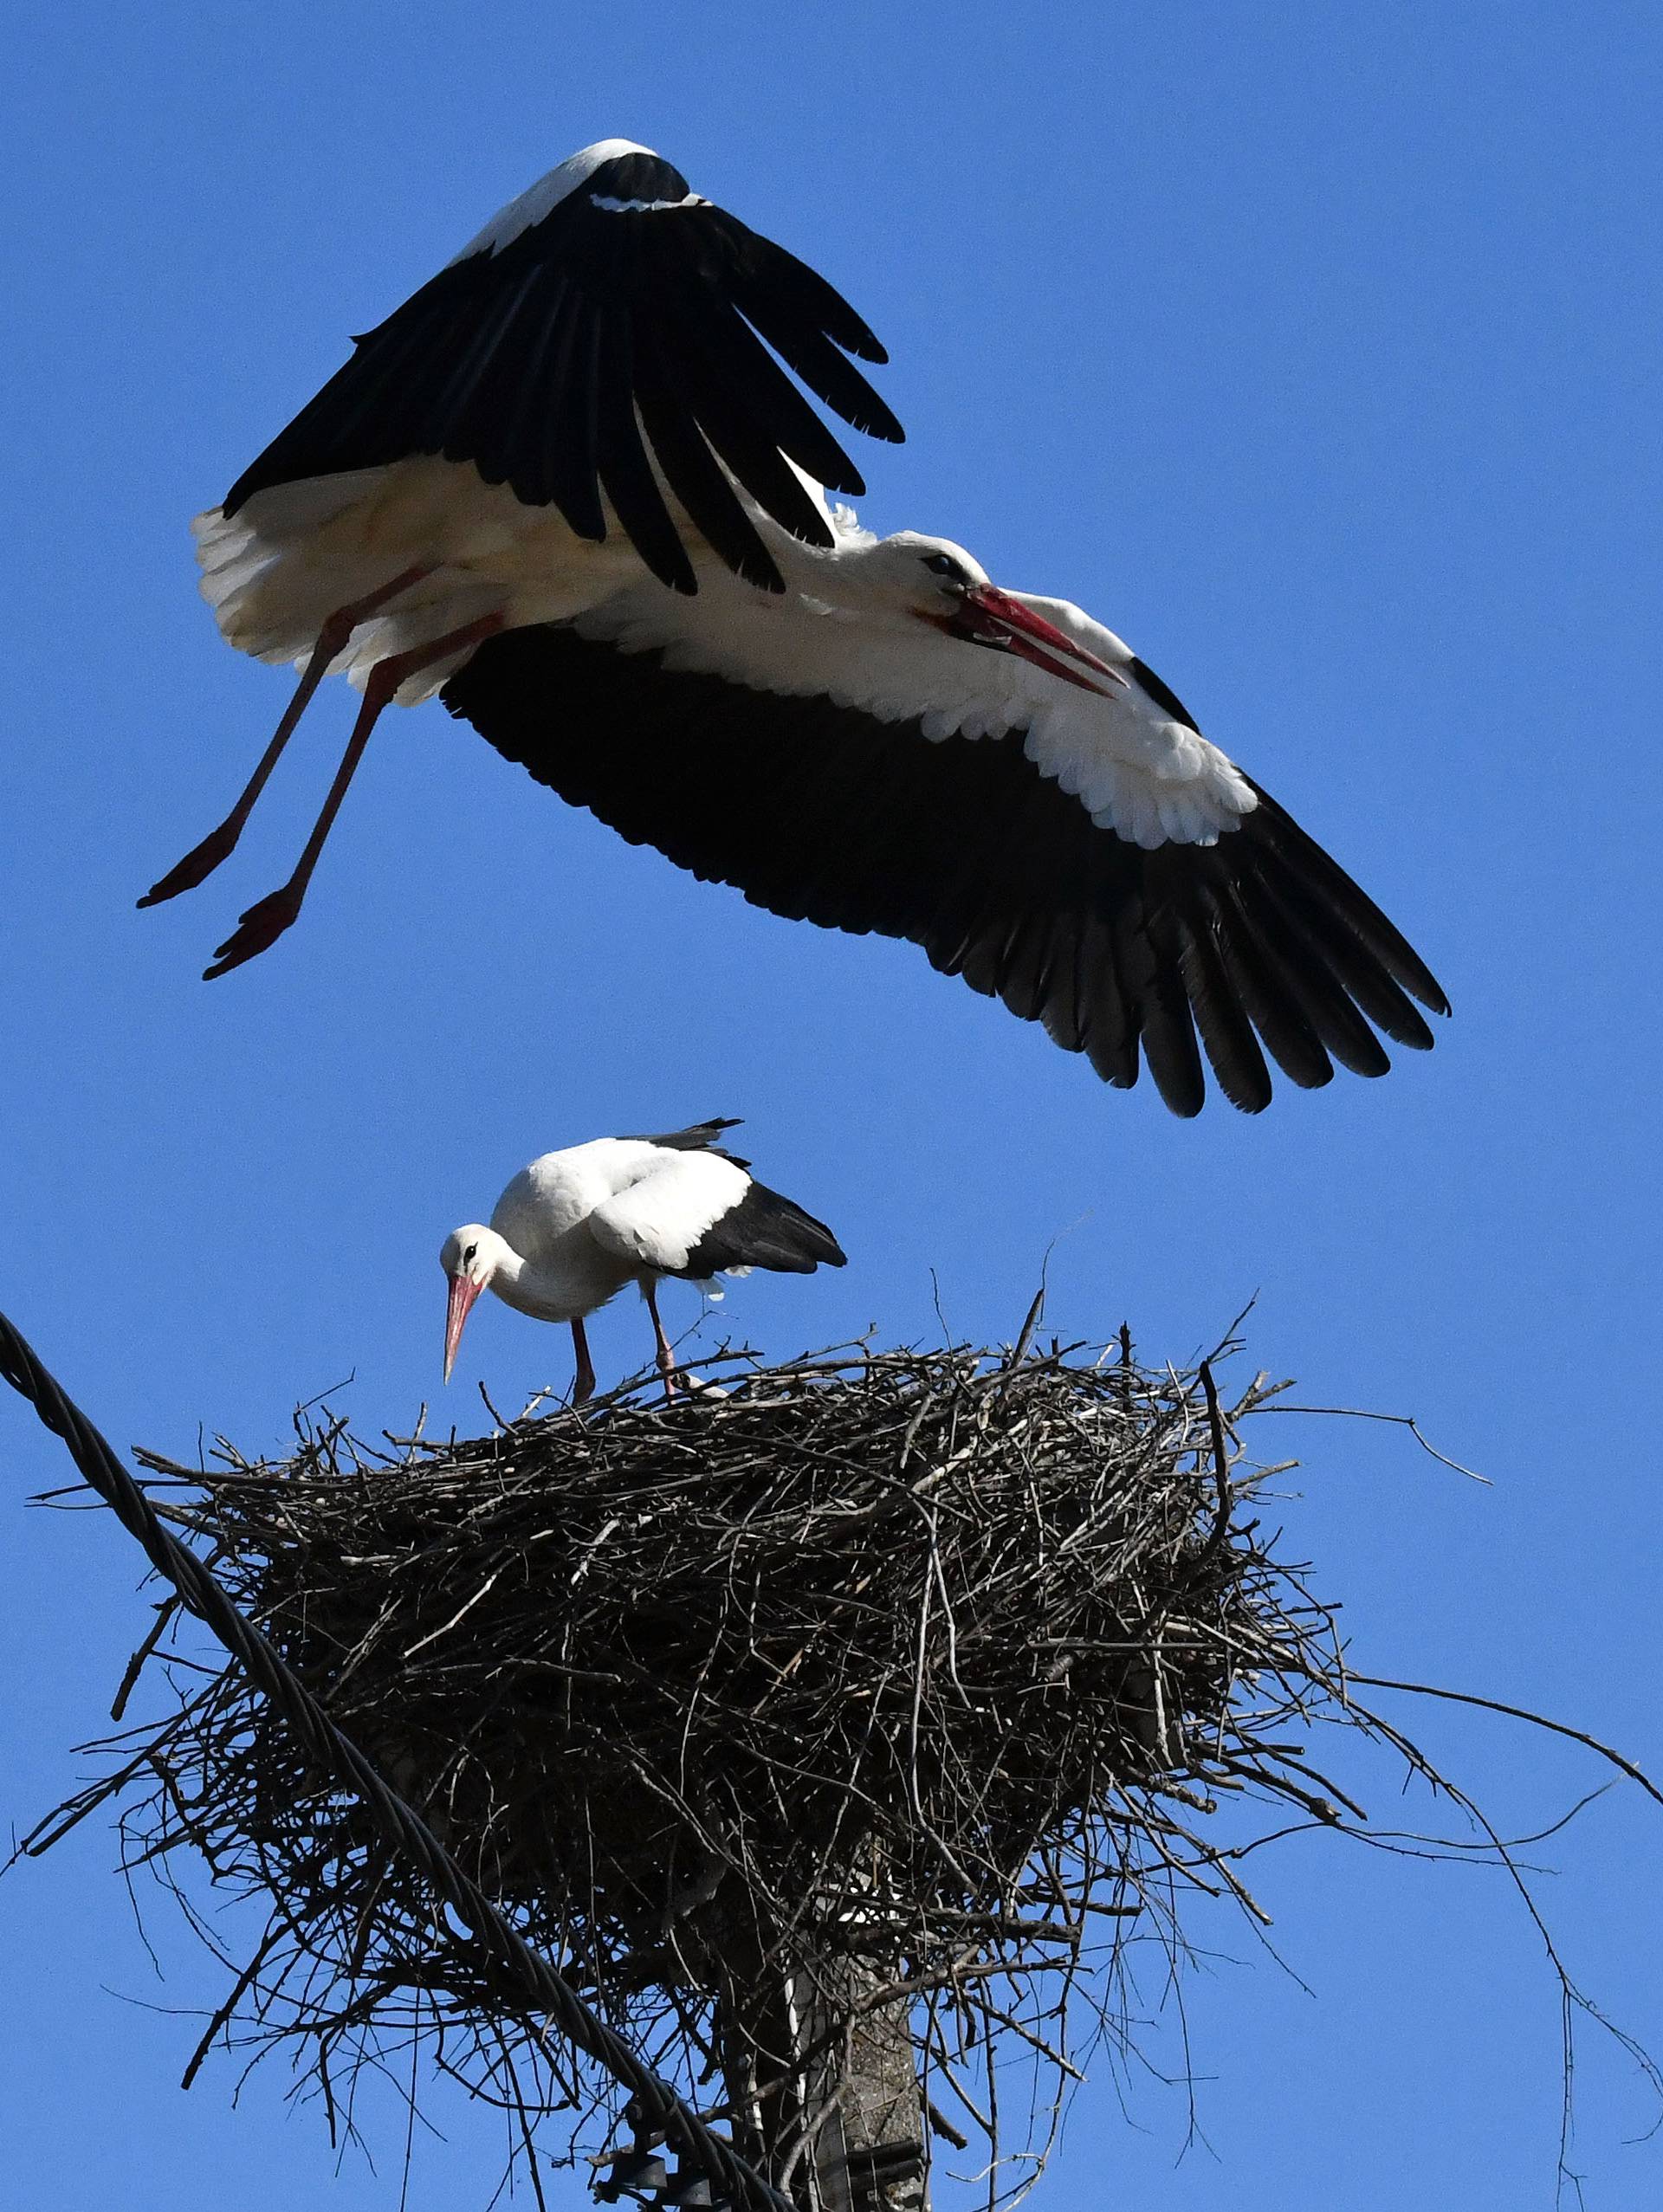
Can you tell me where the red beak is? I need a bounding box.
[952,585,1128,696]
[443,1271,482,1382]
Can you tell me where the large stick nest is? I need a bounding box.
[42,1333,1377,2206]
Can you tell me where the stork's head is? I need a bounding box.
[439,1223,510,1381]
[870,533,1126,696]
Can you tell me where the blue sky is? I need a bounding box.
[3,3,1660,2205]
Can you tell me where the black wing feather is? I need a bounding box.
[640,265,841,545]
[623,1117,750,1167]
[676,1180,848,1278]
[1243,779,1449,1012]
[223,148,901,594]
[631,320,785,591]
[1119,890,1206,1117]
[729,295,905,443]
[592,305,697,594]
[704,208,891,365]
[469,270,574,493]
[1204,880,1335,1092]
[443,626,1448,1116]
[1227,869,1394,1077]
[1170,893,1274,1114]
[539,301,605,540]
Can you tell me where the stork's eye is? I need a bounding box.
[463,1244,478,1265]
[922,551,964,580]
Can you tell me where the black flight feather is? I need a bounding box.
[675,1181,848,1279]
[624,1117,749,1167]
[223,147,902,594]
[443,624,1448,1116]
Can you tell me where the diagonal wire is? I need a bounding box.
[0,1306,786,2212]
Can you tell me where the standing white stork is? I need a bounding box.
[440,1119,845,1401]
[156,137,1447,1115]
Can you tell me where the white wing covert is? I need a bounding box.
[587,1153,752,1276]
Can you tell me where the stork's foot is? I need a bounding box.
[139,820,247,907]
[203,884,305,980]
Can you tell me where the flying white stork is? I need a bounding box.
[153,137,1448,1115]
[440,1119,845,1401]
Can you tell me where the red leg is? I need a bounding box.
[571,1316,597,1406]
[202,610,504,980]
[644,1280,678,1403]
[139,564,434,907]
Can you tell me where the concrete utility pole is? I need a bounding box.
[717,1935,927,2212]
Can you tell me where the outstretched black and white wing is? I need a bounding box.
[223,140,903,595]
[443,590,1448,1118]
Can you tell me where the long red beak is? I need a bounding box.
[954,585,1128,696]
[443,1271,482,1382]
